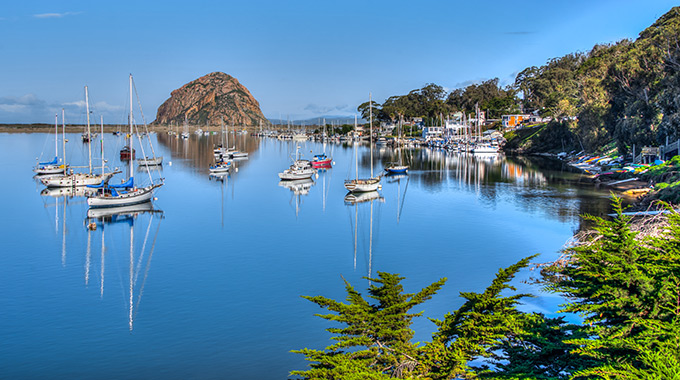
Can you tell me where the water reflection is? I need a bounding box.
[279,178,315,217]
[156,132,255,174]
[85,202,164,331]
[345,191,384,281]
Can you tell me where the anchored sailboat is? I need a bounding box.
[42,86,118,188]
[34,112,68,175]
[344,98,381,193]
[87,74,164,208]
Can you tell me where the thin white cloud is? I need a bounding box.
[33,11,82,19]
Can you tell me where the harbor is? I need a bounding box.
[1,130,617,379]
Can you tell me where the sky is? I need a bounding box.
[0,0,678,124]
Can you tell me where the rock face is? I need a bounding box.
[154,72,267,127]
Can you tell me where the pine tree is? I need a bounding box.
[291,272,446,379]
[419,256,537,379]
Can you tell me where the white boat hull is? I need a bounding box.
[137,156,163,166]
[34,164,68,175]
[41,172,115,188]
[344,178,381,192]
[472,145,499,154]
[87,185,159,208]
[279,168,315,180]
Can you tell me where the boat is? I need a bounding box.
[311,120,333,168]
[384,161,409,175]
[311,153,332,168]
[136,119,163,166]
[87,74,164,208]
[42,87,118,188]
[279,145,315,180]
[137,156,163,166]
[34,112,68,175]
[384,116,409,175]
[180,115,190,139]
[472,144,499,154]
[209,160,231,173]
[344,99,381,193]
[120,145,135,160]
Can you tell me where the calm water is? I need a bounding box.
[1,132,614,379]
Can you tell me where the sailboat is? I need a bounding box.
[136,117,163,166]
[311,118,333,168]
[344,98,381,193]
[180,115,190,139]
[279,145,315,180]
[87,74,164,208]
[225,119,248,159]
[42,86,118,187]
[384,116,409,175]
[34,112,68,175]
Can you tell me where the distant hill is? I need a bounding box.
[154,72,268,127]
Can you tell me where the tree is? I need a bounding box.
[291,273,446,379]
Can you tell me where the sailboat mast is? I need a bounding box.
[128,74,133,180]
[369,93,373,178]
[54,113,58,159]
[61,109,66,167]
[100,115,104,175]
[85,86,92,174]
[354,115,358,181]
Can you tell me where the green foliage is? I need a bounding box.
[293,258,539,379]
[291,272,446,379]
[486,316,597,379]
[293,196,680,379]
[422,256,537,379]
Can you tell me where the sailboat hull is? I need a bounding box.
[34,164,68,175]
[137,156,163,166]
[41,172,116,188]
[87,185,159,208]
[344,178,381,192]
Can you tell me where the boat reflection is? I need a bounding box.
[85,200,163,331]
[41,186,97,198]
[343,190,383,205]
[345,190,383,282]
[279,178,314,217]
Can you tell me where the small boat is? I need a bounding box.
[472,144,499,154]
[209,160,231,173]
[137,156,163,166]
[384,162,408,175]
[279,146,315,180]
[311,153,332,168]
[34,112,68,175]
[120,145,135,160]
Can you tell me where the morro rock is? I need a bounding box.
[154,72,267,127]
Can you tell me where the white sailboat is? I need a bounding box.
[87,74,164,208]
[34,112,69,175]
[344,98,381,193]
[42,86,118,188]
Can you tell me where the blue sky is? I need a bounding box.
[0,1,677,124]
